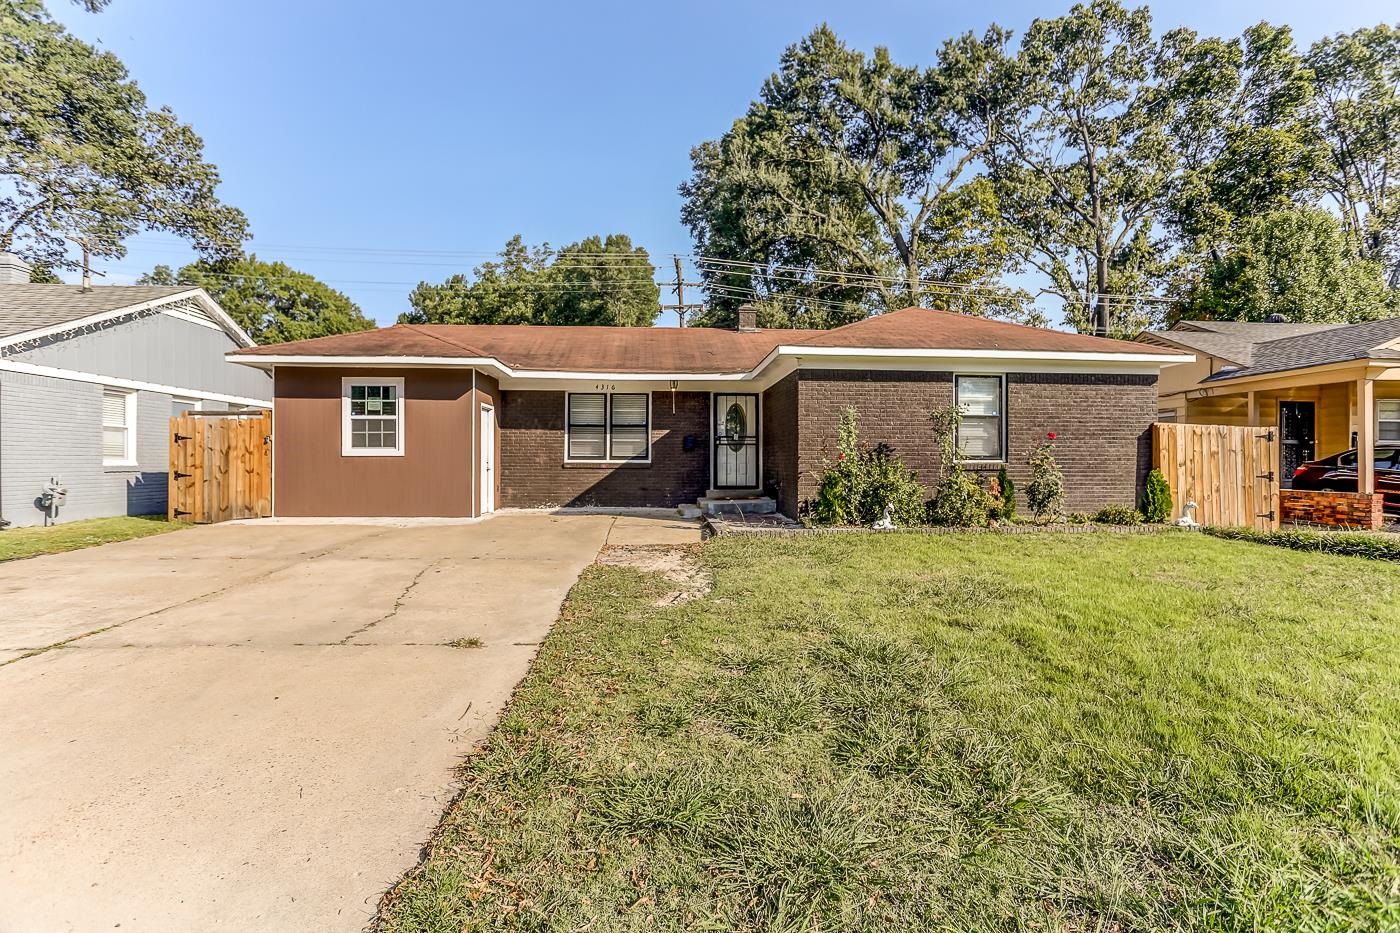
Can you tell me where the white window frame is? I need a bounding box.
[341,376,405,457]
[954,373,1006,464]
[102,387,138,467]
[171,397,202,417]
[1379,399,1400,444]
[564,392,652,464]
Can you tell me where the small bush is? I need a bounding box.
[995,466,1016,522]
[1141,469,1173,523]
[1066,512,1091,524]
[1092,505,1145,525]
[1203,526,1400,561]
[929,471,991,527]
[813,409,925,527]
[1026,438,1065,521]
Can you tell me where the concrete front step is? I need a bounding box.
[694,496,777,517]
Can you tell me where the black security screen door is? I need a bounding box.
[713,393,759,489]
[1279,401,1316,487]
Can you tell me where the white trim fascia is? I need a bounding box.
[228,345,1191,386]
[0,357,272,408]
[161,304,226,333]
[0,288,255,350]
[341,375,405,457]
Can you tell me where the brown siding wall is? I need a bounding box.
[498,390,709,508]
[761,374,799,515]
[273,367,477,517]
[789,369,1158,518]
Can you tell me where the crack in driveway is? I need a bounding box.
[336,558,447,645]
[1,528,399,667]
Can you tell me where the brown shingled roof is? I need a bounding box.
[232,307,1183,373]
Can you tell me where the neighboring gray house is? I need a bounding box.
[0,254,271,528]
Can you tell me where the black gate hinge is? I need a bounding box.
[173,433,191,443]
[174,471,191,480]
[173,508,192,518]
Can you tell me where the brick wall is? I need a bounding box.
[761,374,799,514]
[499,390,710,508]
[1280,489,1385,530]
[787,369,1158,518]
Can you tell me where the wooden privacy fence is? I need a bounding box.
[168,411,272,523]
[1152,422,1279,531]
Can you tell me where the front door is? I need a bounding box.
[479,404,496,514]
[1279,401,1315,487]
[713,393,759,489]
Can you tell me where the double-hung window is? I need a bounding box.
[955,375,1004,461]
[566,393,650,462]
[1379,399,1400,443]
[102,387,137,466]
[342,377,404,456]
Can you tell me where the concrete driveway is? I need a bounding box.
[0,511,697,932]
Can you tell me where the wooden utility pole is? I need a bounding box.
[660,255,704,327]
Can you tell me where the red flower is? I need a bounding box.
[837,453,845,460]
[1047,432,1056,440]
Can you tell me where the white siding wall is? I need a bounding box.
[0,370,171,527]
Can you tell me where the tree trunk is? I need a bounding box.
[1094,248,1110,337]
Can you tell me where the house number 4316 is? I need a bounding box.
[593,383,617,391]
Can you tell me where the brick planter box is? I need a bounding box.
[1279,489,1384,530]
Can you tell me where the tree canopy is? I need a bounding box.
[400,234,660,327]
[0,0,246,273]
[1180,208,1395,323]
[139,256,375,344]
[681,25,1031,330]
[681,5,1400,332]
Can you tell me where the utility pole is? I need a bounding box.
[660,255,704,327]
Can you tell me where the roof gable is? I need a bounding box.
[0,284,254,349]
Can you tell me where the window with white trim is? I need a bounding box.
[566,393,650,462]
[342,378,404,456]
[102,387,137,466]
[1380,399,1400,443]
[171,397,201,417]
[955,375,1004,461]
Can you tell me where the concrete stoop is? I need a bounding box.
[692,496,778,518]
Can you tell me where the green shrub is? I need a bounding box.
[1066,512,1091,524]
[1092,505,1145,525]
[929,471,991,527]
[926,404,987,527]
[1026,438,1065,521]
[1141,468,1173,523]
[995,466,1016,522]
[1203,526,1400,561]
[812,409,925,527]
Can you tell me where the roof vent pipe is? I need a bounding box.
[735,304,759,332]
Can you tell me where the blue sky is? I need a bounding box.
[52,0,1397,326]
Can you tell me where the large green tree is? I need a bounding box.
[0,0,246,272]
[1180,207,1395,323]
[1155,23,1318,259]
[946,0,1179,337]
[139,256,375,344]
[400,234,660,327]
[680,25,1031,330]
[1307,25,1400,287]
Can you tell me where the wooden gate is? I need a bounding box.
[1152,423,1279,530]
[168,411,272,523]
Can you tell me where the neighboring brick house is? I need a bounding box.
[0,254,271,528]
[228,306,1189,520]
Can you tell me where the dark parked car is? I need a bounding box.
[1290,446,1400,511]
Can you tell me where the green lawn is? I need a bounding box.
[379,532,1400,932]
[0,515,185,562]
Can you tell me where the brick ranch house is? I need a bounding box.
[226,307,1190,520]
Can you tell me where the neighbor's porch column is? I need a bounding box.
[1357,375,1376,494]
[1247,391,1259,427]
